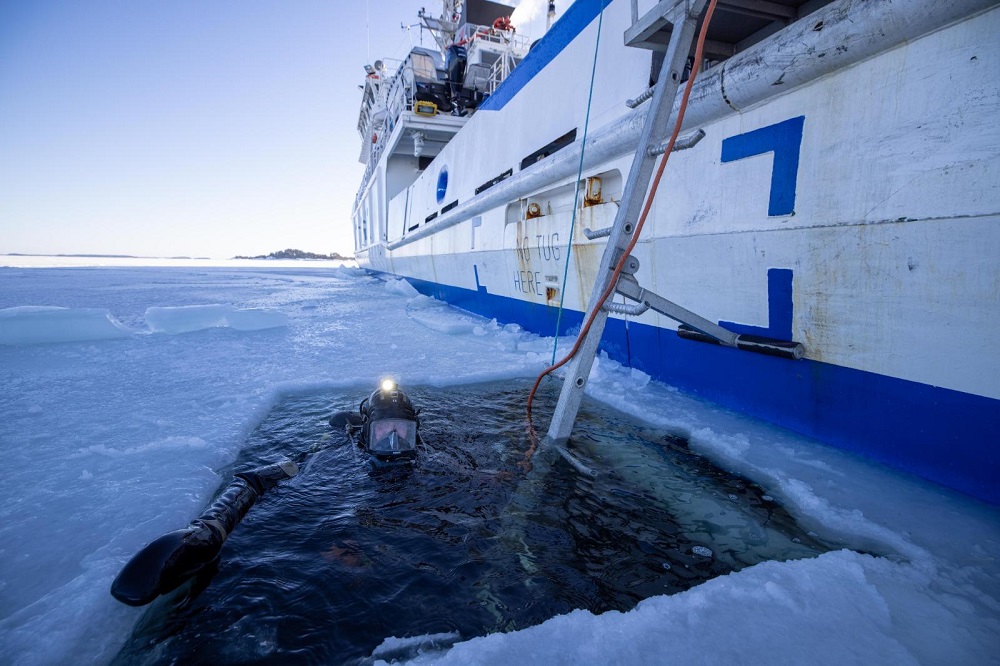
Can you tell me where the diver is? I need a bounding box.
[111,379,422,607]
[330,379,421,460]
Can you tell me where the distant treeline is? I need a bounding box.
[233,249,350,261]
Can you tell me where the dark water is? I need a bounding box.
[114,379,833,665]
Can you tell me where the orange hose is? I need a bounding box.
[524,0,720,447]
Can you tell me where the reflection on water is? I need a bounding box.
[114,379,834,664]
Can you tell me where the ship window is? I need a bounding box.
[425,211,438,223]
[520,129,577,171]
[436,167,449,204]
[441,199,459,214]
[410,53,438,83]
[475,168,513,195]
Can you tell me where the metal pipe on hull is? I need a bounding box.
[385,108,646,249]
[686,0,999,127]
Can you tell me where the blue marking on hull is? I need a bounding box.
[479,0,613,112]
[721,268,794,340]
[386,272,1000,505]
[473,265,488,294]
[721,116,805,216]
[436,167,449,204]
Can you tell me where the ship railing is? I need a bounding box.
[359,58,408,137]
[487,50,521,94]
[355,25,528,208]
[383,60,412,126]
[454,22,531,53]
[356,58,410,206]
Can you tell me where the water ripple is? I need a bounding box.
[115,380,834,664]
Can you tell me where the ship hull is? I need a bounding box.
[353,0,1000,503]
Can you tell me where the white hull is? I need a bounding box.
[352,0,1000,502]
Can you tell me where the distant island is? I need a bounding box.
[232,248,351,261]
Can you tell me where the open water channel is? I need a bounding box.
[114,379,835,664]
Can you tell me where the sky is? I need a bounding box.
[0,0,560,259]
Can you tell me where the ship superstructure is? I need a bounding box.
[354,0,529,250]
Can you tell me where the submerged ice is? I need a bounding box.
[0,265,998,665]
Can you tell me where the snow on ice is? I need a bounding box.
[0,263,998,665]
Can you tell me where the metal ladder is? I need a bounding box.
[544,0,804,446]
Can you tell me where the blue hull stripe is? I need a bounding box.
[721,267,794,340]
[480,0,613,112]
[390,272,1000,505]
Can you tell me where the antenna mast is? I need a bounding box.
[417,0,465,51]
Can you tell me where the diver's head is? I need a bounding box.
[360,379,419,459]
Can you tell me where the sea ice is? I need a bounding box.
[144,304,288,333]
[0,306,130,345]
[0,265,997,666]
[370,632,462,663]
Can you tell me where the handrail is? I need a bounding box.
[353,24,530,215]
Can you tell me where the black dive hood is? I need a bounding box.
[359,381,420,459]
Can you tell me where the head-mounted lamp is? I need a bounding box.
[360,380,419,459]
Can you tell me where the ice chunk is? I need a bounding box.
[385,277,419,298]
[333,265,367,279]
[0,306,130,345]
[370,632,461,664]
[144,305,287,334]
[629,367,651,388]
[691,545,714,557]
[692,427,751,458]
[406,296,492,335]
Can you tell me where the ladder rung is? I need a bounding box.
[626,86,655,108]
[583,226,613,240]
[648,129,706,156]
[603,300,650,316]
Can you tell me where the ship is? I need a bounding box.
[351,0,1000,504]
